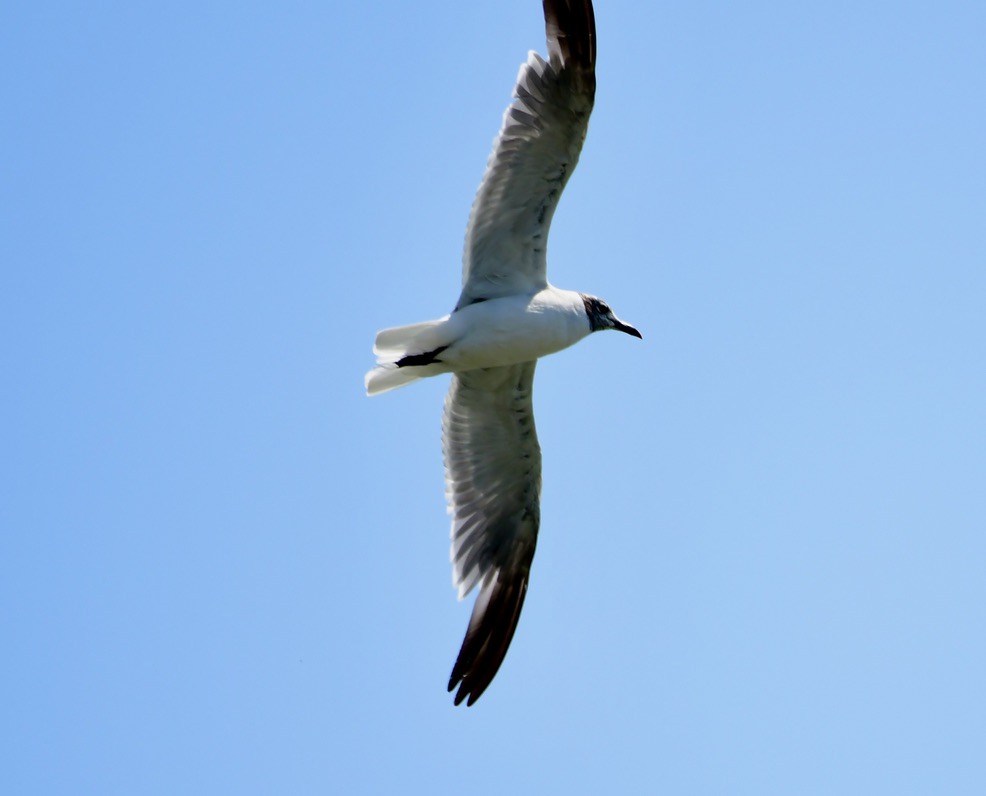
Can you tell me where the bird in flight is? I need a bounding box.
[365,0,640,706]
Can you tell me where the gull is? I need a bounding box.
[365,0,640,706]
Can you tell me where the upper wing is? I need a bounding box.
[442,362,541,705]
[456,0,597,309]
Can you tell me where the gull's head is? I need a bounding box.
[581,294,642,339]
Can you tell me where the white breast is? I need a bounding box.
[442,287,591,371]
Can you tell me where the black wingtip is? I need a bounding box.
[542,0,596,72]
[447,549,534,706]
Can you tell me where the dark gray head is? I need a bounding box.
[581,294,642,339]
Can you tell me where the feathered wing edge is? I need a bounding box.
[443,363,542,706]
[456,0,597,307]
[448,537,538,706]
[543,0,596,76]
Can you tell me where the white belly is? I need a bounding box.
[442,289,591,371]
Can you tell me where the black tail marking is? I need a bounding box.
[396,344,449,368]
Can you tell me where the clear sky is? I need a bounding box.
[3,1,985,793]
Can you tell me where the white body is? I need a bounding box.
[443,288,590,369]
[365,286,591,394]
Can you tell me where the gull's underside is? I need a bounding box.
[366,0,608,707]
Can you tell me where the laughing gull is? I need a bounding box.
[365,0,640,706]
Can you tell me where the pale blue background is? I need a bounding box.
[3,1,985,793]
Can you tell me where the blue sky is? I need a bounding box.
[3,1,985,793]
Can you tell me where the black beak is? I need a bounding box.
[612,318,642,339]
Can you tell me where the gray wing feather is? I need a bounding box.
[442,362,541,705]
[457,0,596,308]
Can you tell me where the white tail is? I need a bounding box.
[365,362,446,395]
[373,318,446,357]
[365,316,454,396]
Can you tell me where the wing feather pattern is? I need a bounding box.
[457,0,596,308]
[442,363,541,705]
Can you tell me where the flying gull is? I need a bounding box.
[365,0,640,705]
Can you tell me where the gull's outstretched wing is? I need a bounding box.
[442,362,541,705]
[457,0,596,309]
